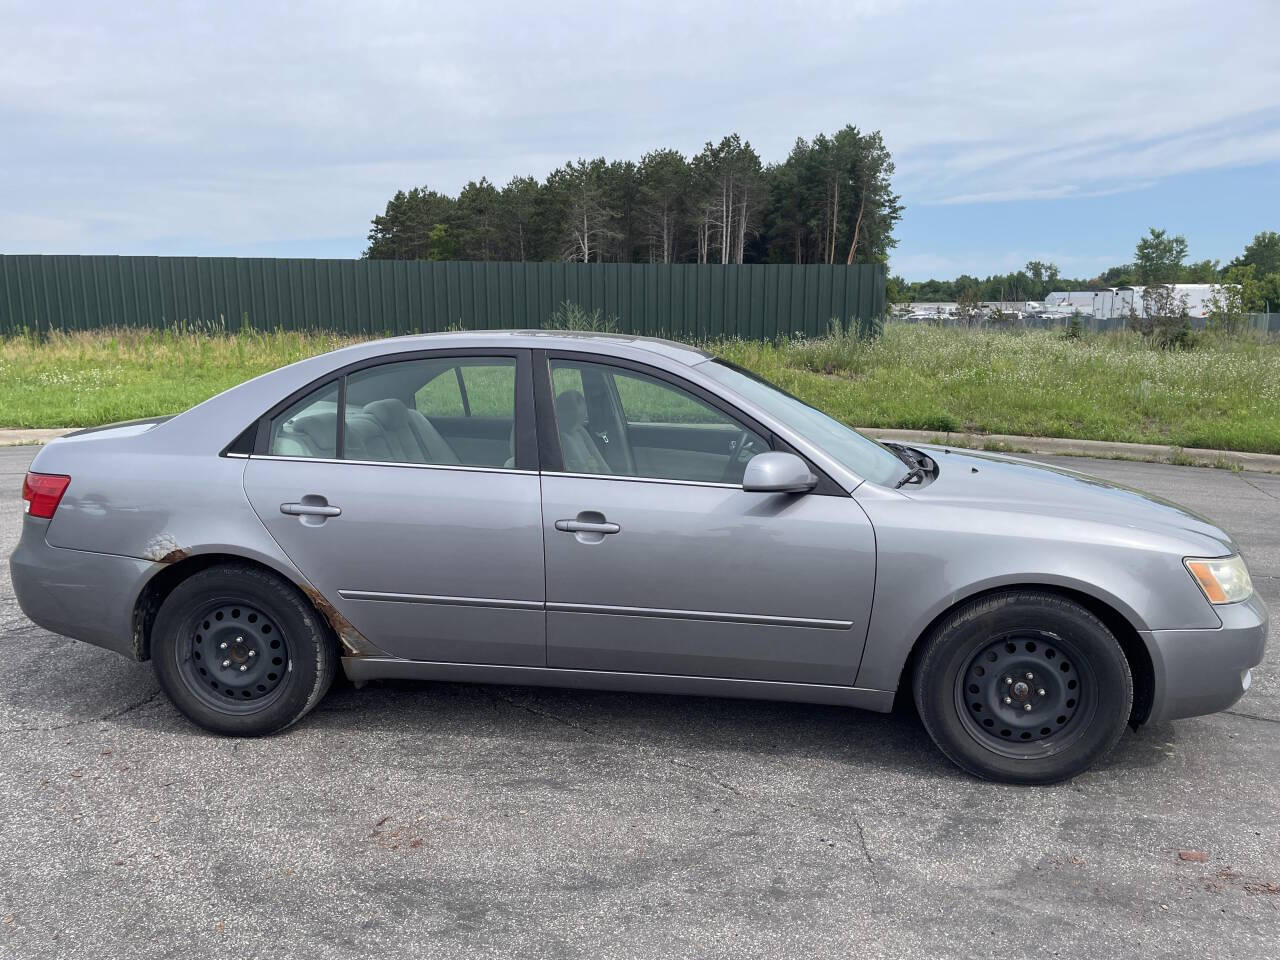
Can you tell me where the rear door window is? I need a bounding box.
[344,356,518,468]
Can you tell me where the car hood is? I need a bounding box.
[900,446,1235,555]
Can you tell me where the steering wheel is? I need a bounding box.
[721,428,760,484]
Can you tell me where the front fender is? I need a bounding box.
[852,501,1221,692]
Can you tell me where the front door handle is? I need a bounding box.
[555,519,619,534]
[281,501,342,517]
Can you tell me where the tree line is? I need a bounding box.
[892,228,1280,313]
[364,127,902,267]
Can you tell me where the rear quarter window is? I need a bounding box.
[267,381,338,458]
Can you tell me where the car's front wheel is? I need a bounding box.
[913,590,1133,784]
[151,564,337,736]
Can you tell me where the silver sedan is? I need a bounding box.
[10,332,1268,783]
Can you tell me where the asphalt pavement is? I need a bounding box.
[1,445,1276,959]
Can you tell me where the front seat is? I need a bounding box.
[554,390,612,474]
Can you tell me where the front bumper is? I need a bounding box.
[1143,591,1269,723]
[10,516,154,660]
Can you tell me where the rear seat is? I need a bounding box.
[272,398,460,464]
[274,411,338,458]
[344,398,461,464]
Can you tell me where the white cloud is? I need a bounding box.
[932,182,1157,207]
[891,250,1125,283]
[1,0,1277,254]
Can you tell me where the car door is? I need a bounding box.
[537,353,877,686]
[242,349,545,666]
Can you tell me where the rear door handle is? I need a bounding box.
[281,502,342,517]
[555,519,619,534]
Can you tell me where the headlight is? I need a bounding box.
[1184,555,1253,604]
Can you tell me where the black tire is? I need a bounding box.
[151,564,337,736]
[913,590,1132,785]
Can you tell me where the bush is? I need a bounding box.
[786,323,868,375]
[1061,311,1085,340]
[1131,285,1195,350]
[1205,265,1255,336]
[898,411,961,432]
[546,300,618,333]
[1149,313,1195,350]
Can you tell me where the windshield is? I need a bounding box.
[698,360,908,487]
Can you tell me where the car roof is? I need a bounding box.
[330,329,713,366]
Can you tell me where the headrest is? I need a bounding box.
[555,390,588,424]
[289,412,336,448]
[362,398,409,429]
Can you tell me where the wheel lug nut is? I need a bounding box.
[239,665,248,672]
[1004,677,1013,685]
[1023,703,1032,712]
[1004,696,1012,705]
[1037,688,1046,696]
[248,650,256,657]
[221,659,231,668]
[1025,672,1034,680]
[219,642,228,650]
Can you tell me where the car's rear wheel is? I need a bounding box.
[913,590,1132,784]
[151,564,337,736]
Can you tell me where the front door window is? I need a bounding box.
[548,359,767,484]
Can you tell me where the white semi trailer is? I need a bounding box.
[1047,284,1236,322]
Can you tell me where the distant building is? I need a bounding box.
[895,302,958,318]
[895,300,1046,319]
[1046,284,1235,320]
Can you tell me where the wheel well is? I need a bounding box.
[132,554,338,661]
[895,584,1154,727]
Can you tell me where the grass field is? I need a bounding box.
[2,325,1279,453]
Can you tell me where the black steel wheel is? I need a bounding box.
[953,631,1096,759]
[177,600,291,714]
[152,564,337,736]
[914,590,1132,784]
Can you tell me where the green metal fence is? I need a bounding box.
[0,256,885,340]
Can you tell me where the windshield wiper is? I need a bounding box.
[883,441,936,488]
[883,441,926,487]
[895,465,926,488]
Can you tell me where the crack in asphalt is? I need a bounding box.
[667,757,743,796]
[0,620,74,644]
[849,817,876,867]
[1224,709,1280,725]
[1239,476,1280,501]
[474,695,757,805]
[0,688,163,735]
[471,692,882,876]
[473,688,882,876]
[661,754,876,865]
[656,755,882,891]
[656,752,880,878]
[797,800,879,878]
[484,690,599,737]
[466,681,884,889]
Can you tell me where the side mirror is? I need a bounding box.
[742,451,817,494]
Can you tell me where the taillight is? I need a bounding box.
[22,472,71,519]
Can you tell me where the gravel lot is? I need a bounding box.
[1,445,1276,959]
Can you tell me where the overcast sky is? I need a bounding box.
[3,0,1278,280]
